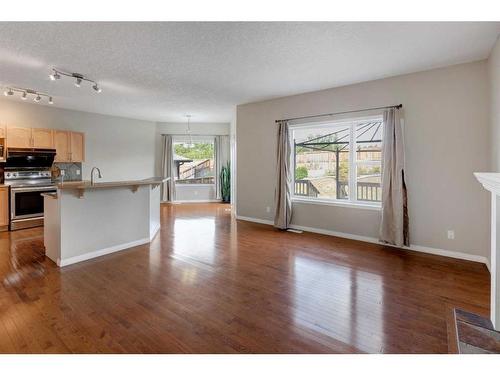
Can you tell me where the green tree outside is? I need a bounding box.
[295,166,308,180]
[175,143,214,159]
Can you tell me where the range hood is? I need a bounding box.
[5,148,56,169]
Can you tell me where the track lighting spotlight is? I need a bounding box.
[3,86,53,104]
[49,70,61,81]
[50,68,101,94]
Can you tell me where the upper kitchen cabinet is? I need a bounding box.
[4,127,84,162]
[54,130,71,162]
[7,127,32,148]
[32,128,54,149]
[70,132,85,162]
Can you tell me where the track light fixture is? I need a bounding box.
[92,83,102,93]
[49,68,101,93]
[49,70,61,81]
[3,86,54,105]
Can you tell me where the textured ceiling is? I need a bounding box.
[0,22,498,123]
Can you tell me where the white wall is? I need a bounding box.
[237,60,491,261]
[490,36,500,172]
[487,35,500,328]
[155,122,230,202]
[0,98,156,182]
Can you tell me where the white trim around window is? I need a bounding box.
[289,115,383,209]
[173,135,216,186]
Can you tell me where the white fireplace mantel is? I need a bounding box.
[475,173,500,195]
[474,172,500,329]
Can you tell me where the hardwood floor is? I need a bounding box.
[0,203,490,353]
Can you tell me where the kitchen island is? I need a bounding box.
[43,177,168,267]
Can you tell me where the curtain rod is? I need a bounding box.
[275,104,403,123]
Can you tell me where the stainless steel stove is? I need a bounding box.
[4,168,57,230]
[4,168,56,230]
[3,148,57,230]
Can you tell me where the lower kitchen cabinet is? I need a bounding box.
[0,186,9,230]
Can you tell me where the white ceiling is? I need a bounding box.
[0,22,498,123]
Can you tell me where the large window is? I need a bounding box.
[291,116,383,207]
[174,139,215,185]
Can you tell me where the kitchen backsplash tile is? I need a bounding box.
[54,162,82,181]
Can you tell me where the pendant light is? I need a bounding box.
[186,115,194,148]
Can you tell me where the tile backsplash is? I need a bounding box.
[54,162,82,182]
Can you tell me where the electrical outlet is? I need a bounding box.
[76,169,81,175]
[266,206,271,213]
[194,191,198,196]
[60,170,65,176]
[447,230,455,240]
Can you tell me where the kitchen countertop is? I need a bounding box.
[57,177,169,191]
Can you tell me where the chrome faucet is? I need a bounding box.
[90,167,102,185]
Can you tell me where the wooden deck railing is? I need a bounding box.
[294,180,320,197]
[356,182,381,202]
[295,180,381,202]
[338,181,381,202]
[180,159,212,180]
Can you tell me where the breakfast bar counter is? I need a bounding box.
[44,177,168,267]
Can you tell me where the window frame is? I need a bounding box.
[172,135,216,187]
[289,115,383,210]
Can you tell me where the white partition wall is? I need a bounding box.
[475,173,500,329]
[44,184,162,267]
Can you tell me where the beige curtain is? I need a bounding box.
[161,135,176,202]
[215,135,230,200]
[380,107,409,246]
[274,121,292,229]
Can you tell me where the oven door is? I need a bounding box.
[10,186,57,220]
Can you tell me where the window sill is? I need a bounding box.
[292,197,381,211]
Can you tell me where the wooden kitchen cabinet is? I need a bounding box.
[7,127,32,148]
[32,128,54,149]
[0,187,9,229]
[70,131,85,162]
[4,127,84,162]
[54,130,71,162]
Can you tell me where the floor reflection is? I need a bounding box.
[0,228,48,303]
[173,217,216,265]
[293,255,383,352]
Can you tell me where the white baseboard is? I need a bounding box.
[150,223,161,241]
[235,215,274,225]
[235,215,490,268]
[57,237,151,267]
